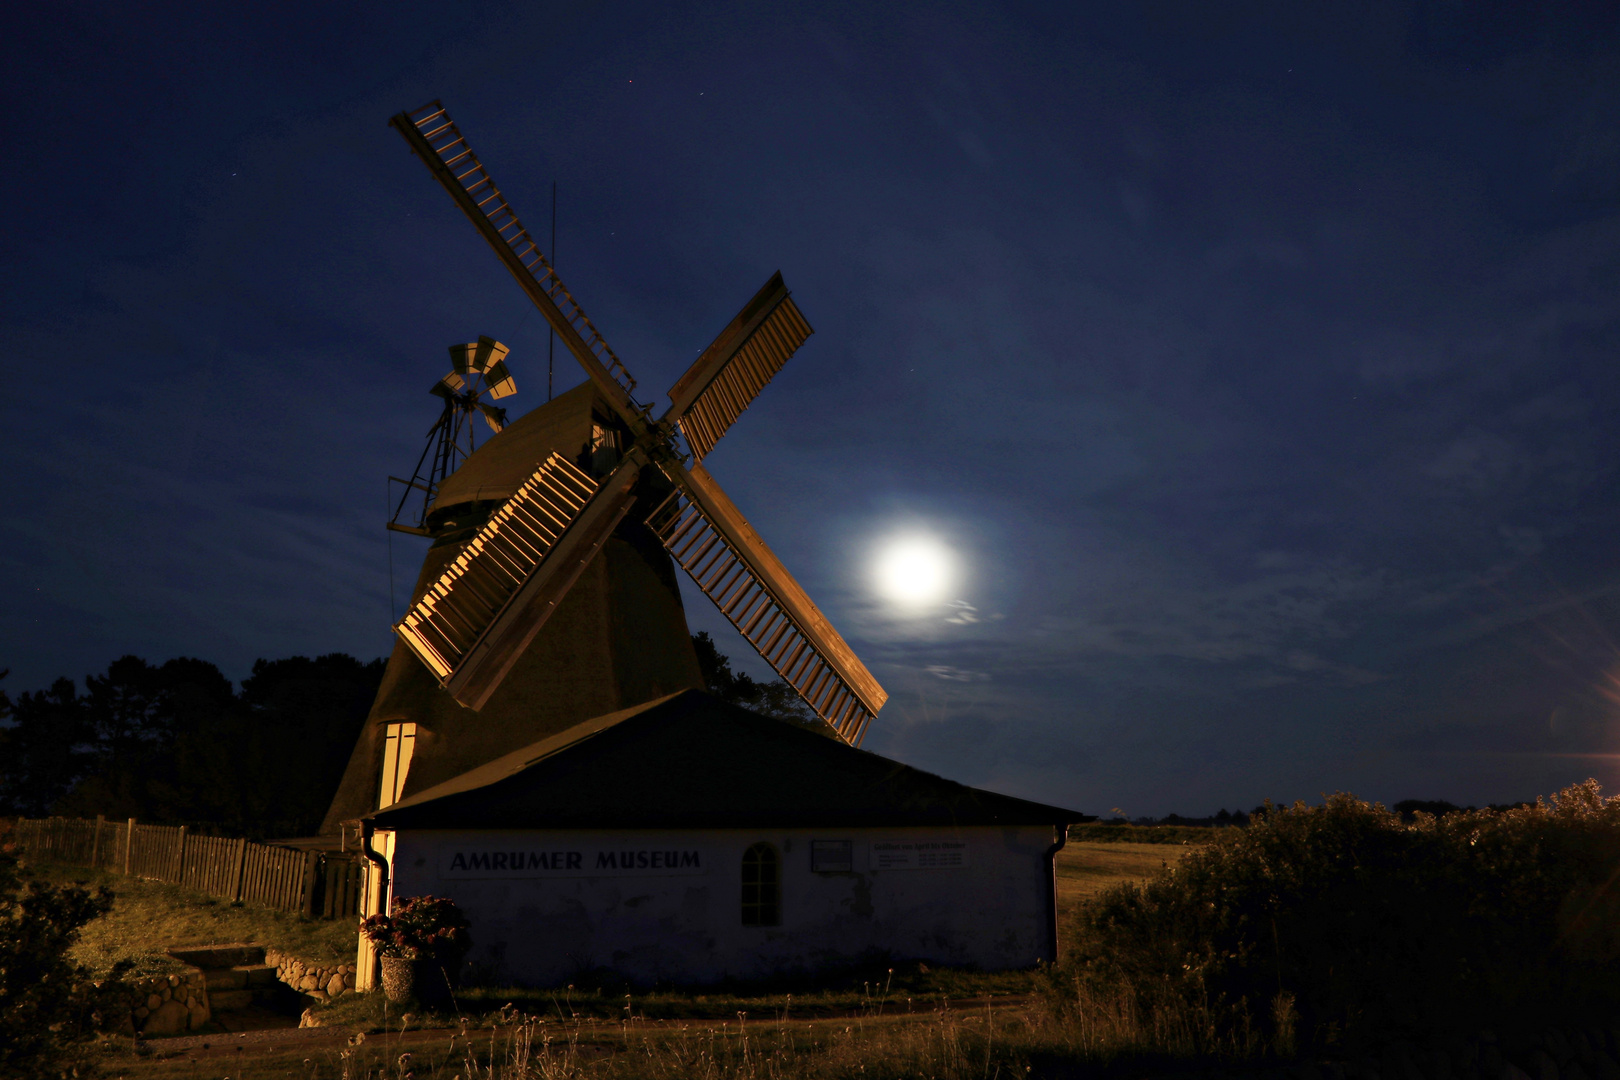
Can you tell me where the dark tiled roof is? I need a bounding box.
[367,690,1084,830]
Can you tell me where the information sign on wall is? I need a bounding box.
[811,840,852,872]
[869,839,969,870]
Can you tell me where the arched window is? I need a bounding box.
[741,842,780,926]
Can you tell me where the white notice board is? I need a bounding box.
[869,839,969,870]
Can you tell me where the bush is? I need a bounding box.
[1060,780,1620,1057]
[360,894,471,962]
[0,849,115,1078]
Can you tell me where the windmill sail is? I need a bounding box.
[391,102,647,427]
[665,272,813,461]
[647,461,886,744]
[395,451,645,710]
[444,452,646,710]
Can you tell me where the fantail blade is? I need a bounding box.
[483,358,516,399]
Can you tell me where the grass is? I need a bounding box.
[27,861,356,979]
[94,986,1186,1080]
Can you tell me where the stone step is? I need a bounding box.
[203,964,279,992]
[208,989,255,1011]
[168,943,266,969]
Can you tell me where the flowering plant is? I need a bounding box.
[360,895,472,961]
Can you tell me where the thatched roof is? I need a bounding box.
[320,387,704,834]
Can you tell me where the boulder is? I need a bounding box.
[187,997,210,1029]
[300,1007,323,1028]
[327,974,346,998]
[145,993,163,1012]
[299,974,319,991]
[141,999,190,1036]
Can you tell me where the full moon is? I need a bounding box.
[873,536,955,606]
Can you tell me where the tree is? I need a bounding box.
[690,632,824,731]
[0,676,93,817]
[229,653,385,834]
[1392,798,1463,821]
[57,656,238,825]
[38,652,383,837]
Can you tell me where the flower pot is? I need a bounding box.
[379,955,415,1004]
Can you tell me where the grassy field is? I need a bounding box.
[1054,840,1191,919]
[30,862,356,979]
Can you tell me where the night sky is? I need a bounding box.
[6,3,1620,816]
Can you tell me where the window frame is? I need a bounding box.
[740,841,781,927]
[378,722,417,809]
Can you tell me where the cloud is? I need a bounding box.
[925,664,990,682]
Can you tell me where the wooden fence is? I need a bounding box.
[6,816,364,920]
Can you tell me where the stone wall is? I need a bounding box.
[264,947,356,1002]
[94,969,210,1036]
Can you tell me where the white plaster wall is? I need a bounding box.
[382,825,1056,986]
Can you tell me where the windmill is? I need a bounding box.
[385,101,887,745]
[387,336,518,537]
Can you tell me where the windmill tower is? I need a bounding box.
[323,102,887,831]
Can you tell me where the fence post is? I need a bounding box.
[231,837,248,903]
[90,815,104,870]
[124,818,136,875]
[174,826,188,885]
[301,850,320,918]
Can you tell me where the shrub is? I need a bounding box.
[360,894,471,962]
[0,849,115,1078]
[1059,780,1620,1056]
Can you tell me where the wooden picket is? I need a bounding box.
[5,816,364,919]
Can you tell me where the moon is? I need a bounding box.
[873,536,955,606]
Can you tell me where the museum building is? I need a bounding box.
[359,689,1083,987]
